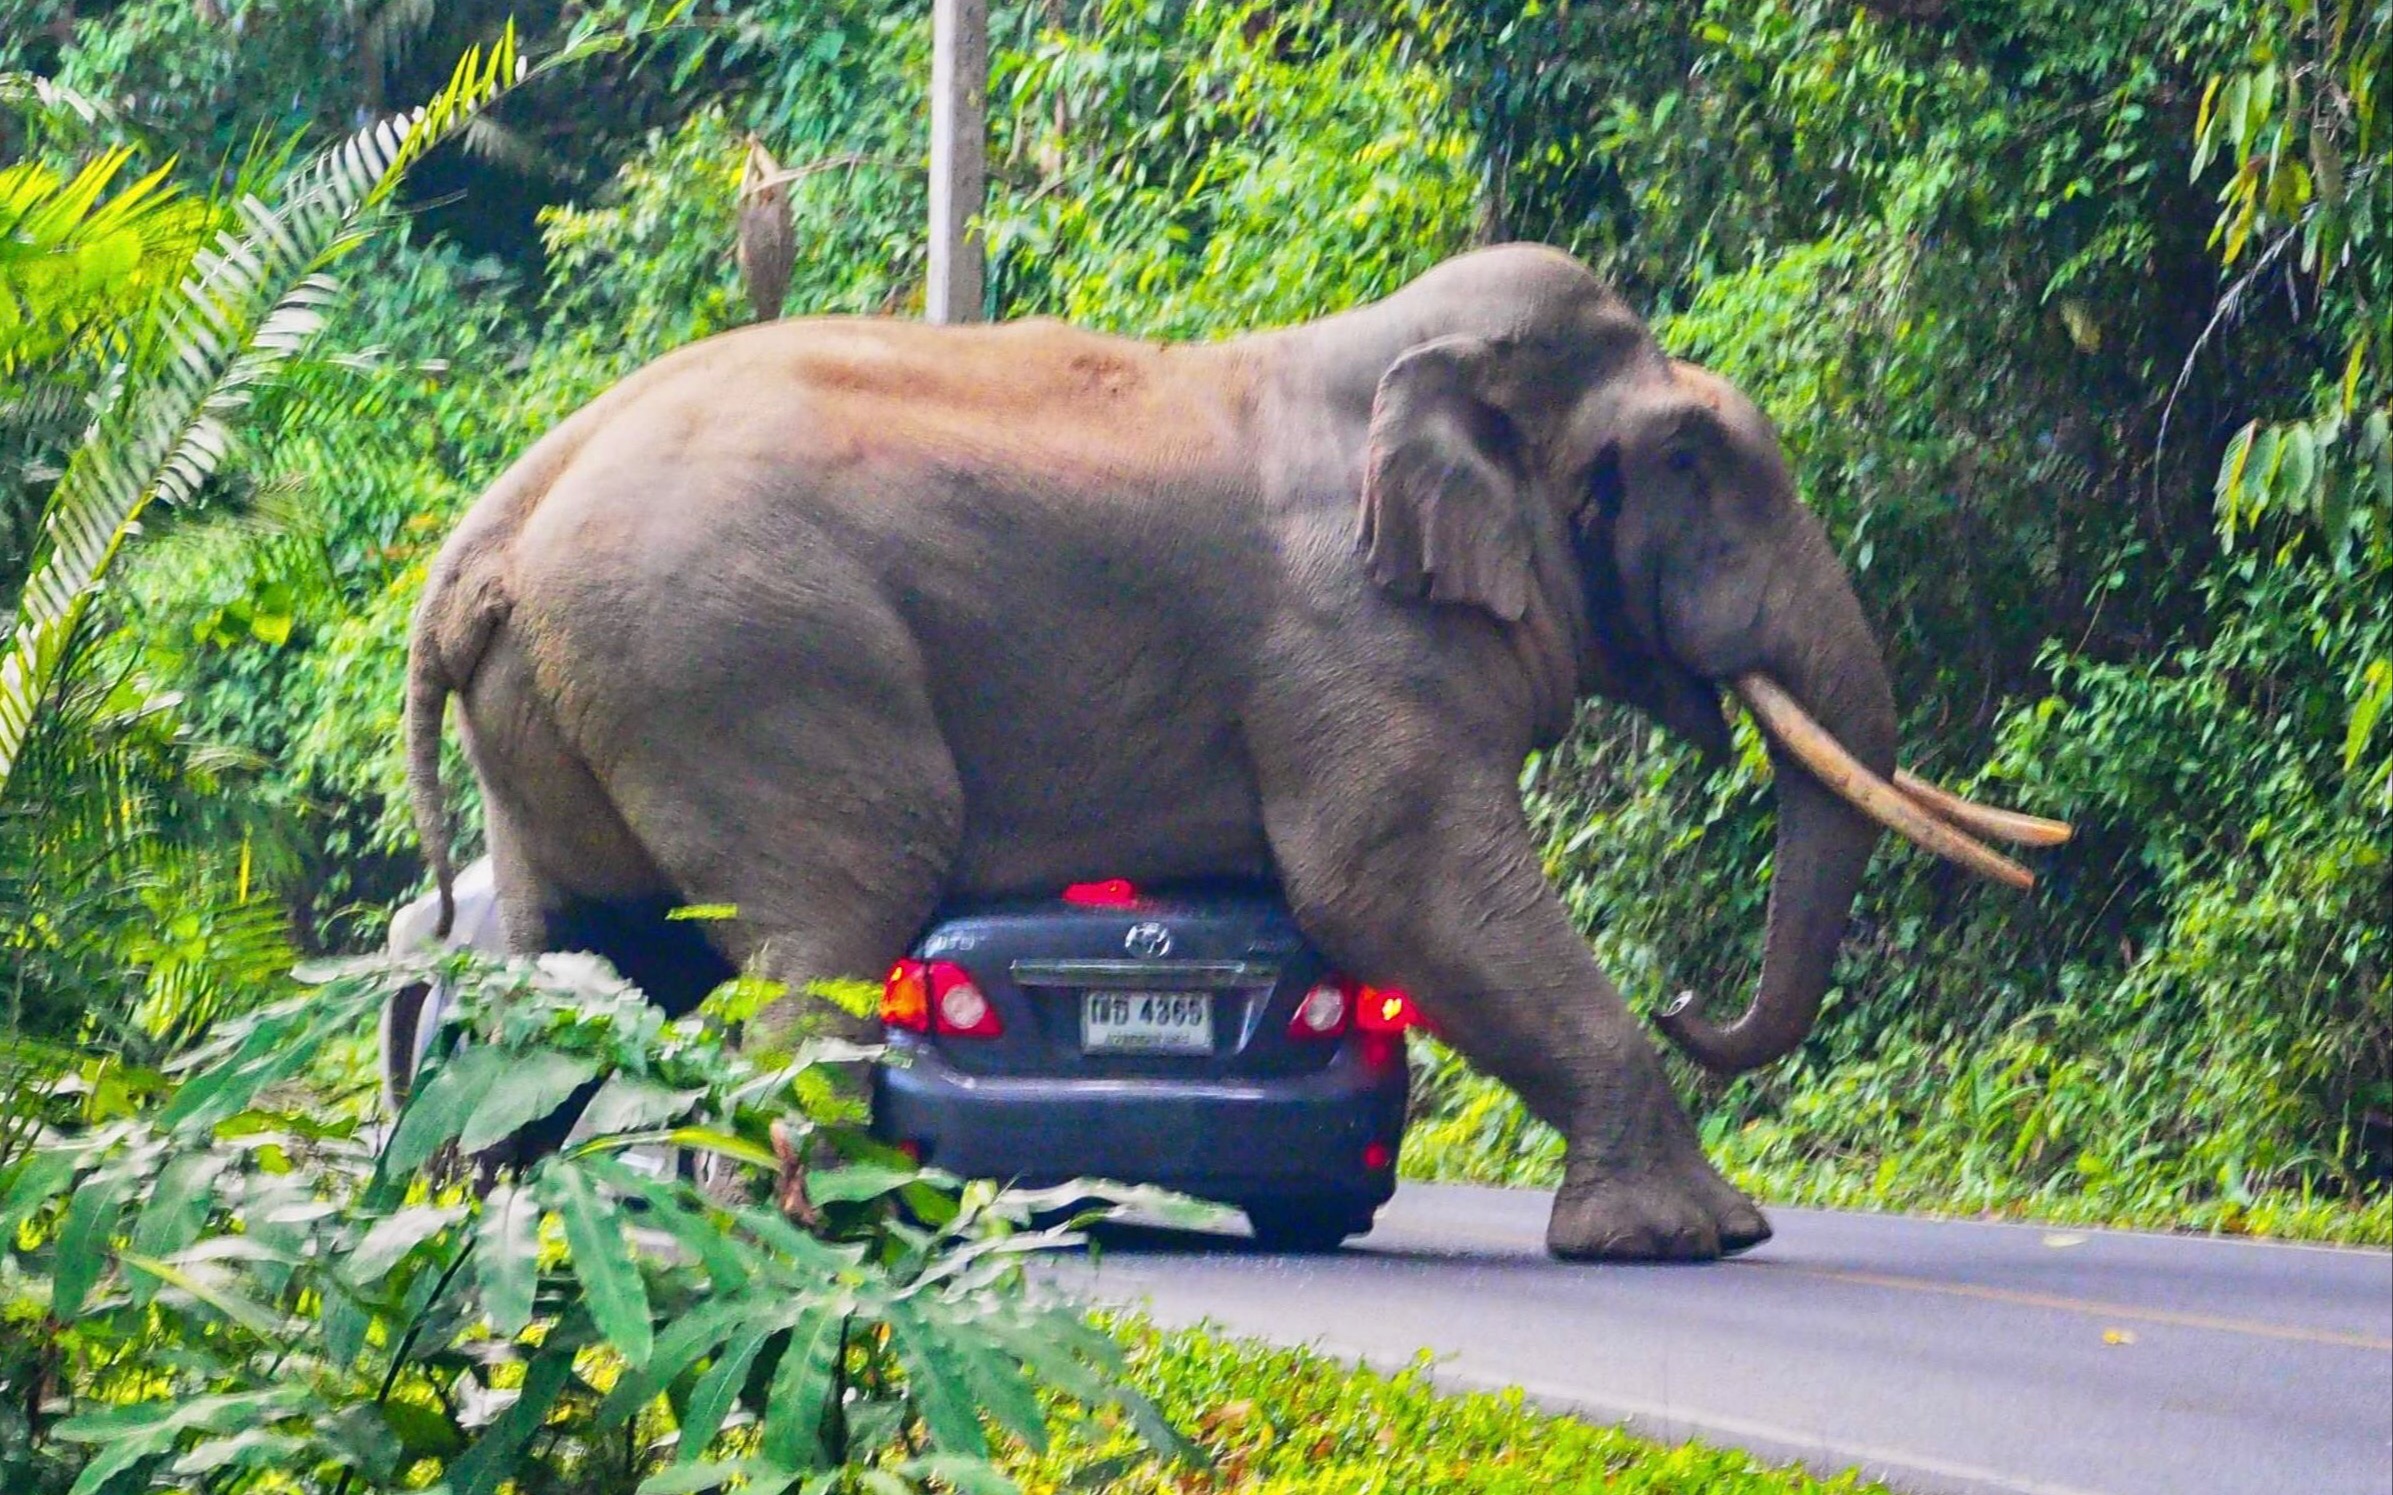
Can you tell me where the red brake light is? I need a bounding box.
[1062,879,1141,908]
[1354,984,1419,1034]
[927,961,1002,1038]
[882,960,930,1032]
[884,959,1001,1037]
[1288,980,1351,1039]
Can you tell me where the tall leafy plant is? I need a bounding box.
[0,26,530,799]
[0,950,1193,1495]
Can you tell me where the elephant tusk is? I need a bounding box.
[1893,770,2074,847]
[1732,674,2036,891]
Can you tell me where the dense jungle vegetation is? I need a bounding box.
[2,0,2388,1488]
[2,0,2387,1327]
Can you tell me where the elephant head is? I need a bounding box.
[1350,251,2066,1075]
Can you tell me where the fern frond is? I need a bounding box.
[0,24,529,803]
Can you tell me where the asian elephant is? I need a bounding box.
[404,243,2058,1261]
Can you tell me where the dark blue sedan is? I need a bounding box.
[385,867,1412,1250]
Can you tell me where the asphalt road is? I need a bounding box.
[1054,1182,2393,1495]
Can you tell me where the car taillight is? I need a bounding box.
[1288,980,1351,1039]
[882,959,931,1031]
[1354,984,1420,1034]
[882,959,1003,1037]
[931,964,1002,1037]
[1062,878,1141,908]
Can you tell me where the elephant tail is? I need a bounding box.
[404,587,461,939]
[405,555,508,940]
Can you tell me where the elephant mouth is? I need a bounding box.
[1721,672,2071,886]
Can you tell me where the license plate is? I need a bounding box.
[1081,991,1213,1054]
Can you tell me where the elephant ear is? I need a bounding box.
[1358,335,1534,624]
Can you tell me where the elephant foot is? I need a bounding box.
[1545,1168,1772,1262]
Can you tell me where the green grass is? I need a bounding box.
[1006,1316,1892,1494]
[1401,1039,2393,1248]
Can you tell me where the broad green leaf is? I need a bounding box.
[318,1403,406,1484]
[345,1203,466,1284]
[537,1158,652,1364]
[727,1199,858,1273]
[758,1302,847,1470]
[61,1423,187,1495]
[119,1251,290,1340]
[57,1389,294,1495]
[2215,419,2257,520]
[172,1428,307,1476]
[50,1163,135,1317]
[382,1045,513,1175]
[2220,72,2252,161]
[640,1459,797,1495]
[941,1312,1050,1450]
[980,1317,1197,1462]
[573,1074,702,1138]
[2277,423,2317,508]
[157,1004,326,1133]
[596,1296,765,1428]
[382,1396,466,1461]
[127,1150,224,1260]
[455,1049,599,1155]
[0,1146,81,1243]
[2346,659,2392,773]
[886,1296,988,1457]
[580,1154,757,1291]
[675,1325,772,1465]
[323,1285,371,1370]
[664,1125,781,1170]
[2192,74,2224,177]
[896,1454,1022,1495]
[475,1182,541,1336]
[805,1161,928,1206]
[448,1343,574,1495]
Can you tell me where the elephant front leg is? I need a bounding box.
[1263,766,1769,1261]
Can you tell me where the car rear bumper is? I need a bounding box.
[870,1042,1409,1206]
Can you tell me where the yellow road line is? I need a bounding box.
[1765,1263,2393,1352]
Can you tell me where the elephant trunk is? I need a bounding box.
[1654,546,1898,1076]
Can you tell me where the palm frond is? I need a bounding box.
[0,149,202,375]
[0,26,528,803]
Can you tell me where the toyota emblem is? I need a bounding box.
[1123,922,1173,959]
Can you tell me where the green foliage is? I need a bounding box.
[0,27,549,1075]
[987,0,1474,336]
[0,951,1191,1494]
[0,147,207,376]
[1371,0,2392,1238]
[1006,1316,1892,1494]
[0,27,529,798]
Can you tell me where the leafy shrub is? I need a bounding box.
[988,0,1475,336]
[1007,1317,1892,1494]
[0,951,1189,1495]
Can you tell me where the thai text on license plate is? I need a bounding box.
[1081,991,1213,1054]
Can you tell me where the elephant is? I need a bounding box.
[404,243,2061,1261]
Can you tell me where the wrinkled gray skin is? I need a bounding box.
[406,244,1897,1261]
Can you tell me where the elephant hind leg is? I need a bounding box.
[460,626,688,947]
[581,607,967,1052]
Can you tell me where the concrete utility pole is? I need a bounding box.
[927,0,987,323]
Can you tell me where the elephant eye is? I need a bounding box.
[1584,446,1623,524]
[1665,447,1699,475]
